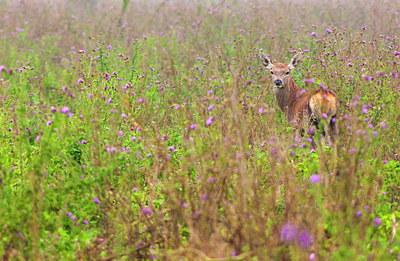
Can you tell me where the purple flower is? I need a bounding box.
[142,207,152,215]
[190,124,197,130]
[357,211,362,217]
[208,177,215,182]
[208,104,215,111]
[280,224,298,242]
[309,253,316,260]
[309,32,317,37]
[93,197,101,205]
[131,136,136,142]
[77,78,83,84]
[373,217,382,227]
[381,122,388,130]
[310,174,320,183]
[83,220,89,225]
[60,107,70,114]
[258,108,264,114]
[0,65,4,71]
[206,116,214,126]
[362,107,368,114]
[372,131,378,137]
[298,231,313,249]
[326,28,333,34]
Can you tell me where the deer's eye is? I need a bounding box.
[270,71,274,75]
[286,71,290,75]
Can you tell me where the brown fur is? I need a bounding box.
[259,53,339,144]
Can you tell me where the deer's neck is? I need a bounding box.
[275,78,301,112]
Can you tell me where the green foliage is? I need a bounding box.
[0,0,399,260]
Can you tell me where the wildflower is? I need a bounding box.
[381,122,388,130]
[362,107,368,114]
[60,107,70,114]
[280,224,298,242]
[190,124,197,130]
[142,207,152,215]
[326,28,333,34]
[208,177,215,182]
[373,217,382,227]
[206,116,214,126]
[357,211,362,217]
[77,78,83,84]
[309,32,317,37]
[309,253,316,260]
[259,107,264,114]
[310,174,320,183]
[298,231,313,249]
[93,197,101,205]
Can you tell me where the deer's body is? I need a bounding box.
[259,53,339,144]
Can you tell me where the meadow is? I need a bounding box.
[0,0,400,259]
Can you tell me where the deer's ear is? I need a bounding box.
[259,52,274,70]
[288,53,303,70]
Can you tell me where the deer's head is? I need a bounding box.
[259,52,303,88]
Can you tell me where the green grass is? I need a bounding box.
[0,0,400,260]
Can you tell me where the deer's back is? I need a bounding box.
[308,89,339,120]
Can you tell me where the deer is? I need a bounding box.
[259,52,340,148]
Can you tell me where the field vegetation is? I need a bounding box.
[0,0,399,259]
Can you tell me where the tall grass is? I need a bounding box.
[0,0,399,259]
